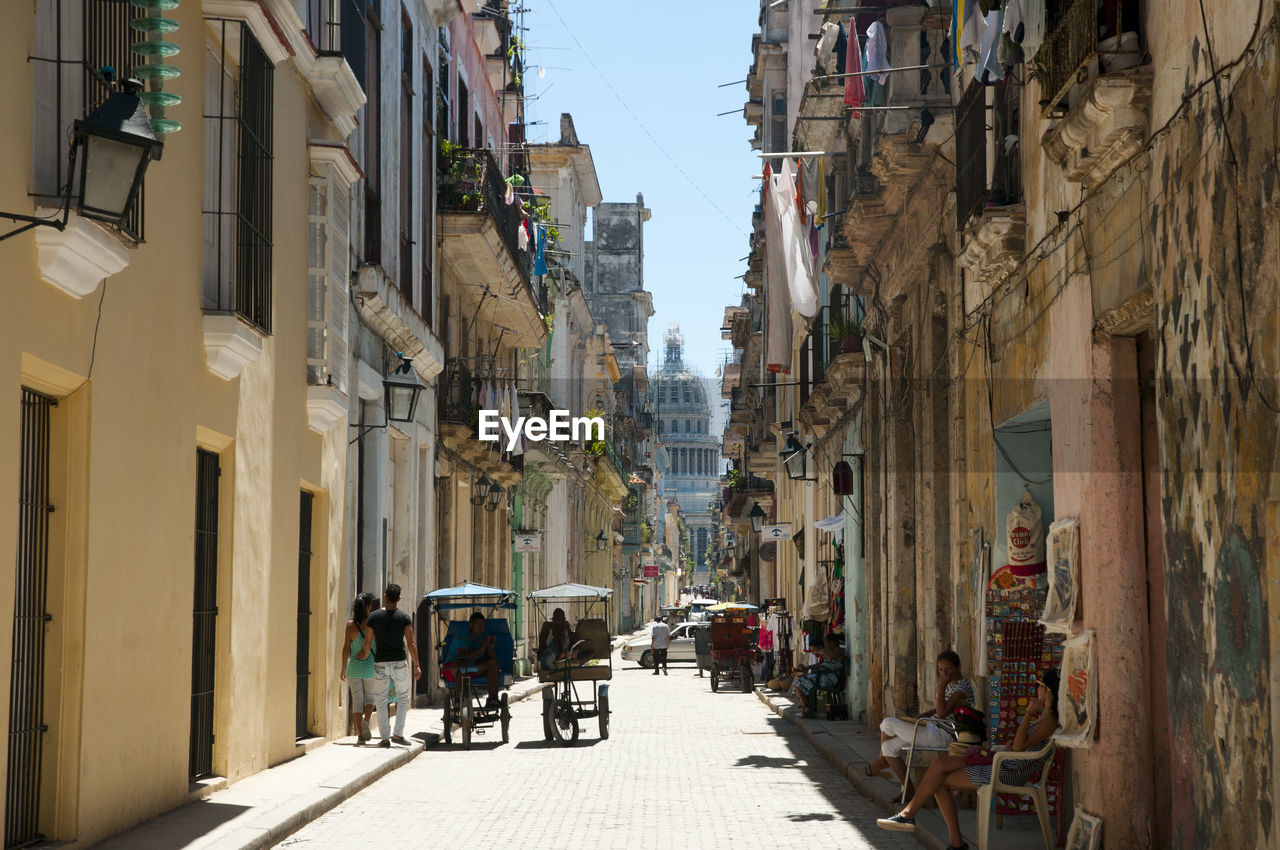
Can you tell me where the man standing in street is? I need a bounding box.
[650,616,670,676]
[368,583,421,747]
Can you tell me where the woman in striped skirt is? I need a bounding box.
[875,670,1061,850]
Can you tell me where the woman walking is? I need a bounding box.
[340,594,376,744]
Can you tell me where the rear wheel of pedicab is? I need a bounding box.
[710,666,719,692]
[442,692,453,744]
[550,698,579,744]
[598,685,610,740]
[542,694,554,740]
[500,693,510,744]
[740,659,754,693]
[461,702,472,750]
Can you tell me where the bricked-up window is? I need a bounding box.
[203,20,274,332]
[399,6,414,302]
[33,0,146,242]
[363,1,383,264]
[422,53,435,326]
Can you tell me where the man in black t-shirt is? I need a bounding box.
[367,583,421,747]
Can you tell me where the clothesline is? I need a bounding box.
[814,63,948,80]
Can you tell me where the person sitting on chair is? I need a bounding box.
[792,634,845,718]
[445,611,502,708]
[864,650,976,800]
[537,607,583,671]
[876,670,1061,850]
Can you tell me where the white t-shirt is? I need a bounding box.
[650,622,671,649]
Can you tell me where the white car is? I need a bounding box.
[621,622,702,668]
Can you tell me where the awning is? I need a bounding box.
[814,513,845,532]
[528,582,614,599]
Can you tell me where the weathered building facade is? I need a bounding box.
[728,0,1280,845]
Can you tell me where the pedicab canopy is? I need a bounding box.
[707,602,757,612]
[424,582,517,610]
[528,583,614,599]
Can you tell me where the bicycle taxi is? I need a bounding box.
[424,582,516,748]
[707,602,760,693]
[528,582,614,744]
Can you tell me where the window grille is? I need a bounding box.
[33,0,146,242]
[203,19,274,332]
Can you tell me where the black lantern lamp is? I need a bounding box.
[484,479,504,512]
[748,502,766,533]
[596,530,608,551]
[384,354,427,423]
[470,476,490,507]
[1,73,163,241]
[782,435,815,481]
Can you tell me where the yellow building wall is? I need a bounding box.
[0,5,348,845]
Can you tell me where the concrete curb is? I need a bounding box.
[204,682,547,850]
[754,687,949,850]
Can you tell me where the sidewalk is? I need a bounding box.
[92,676,548,850]
[754,687,1053,850]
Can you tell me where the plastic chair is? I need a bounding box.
[976,739,1056,850]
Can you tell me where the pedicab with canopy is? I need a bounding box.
[528,582,614,744]
[707,602,760,693]
[424,582,516,748]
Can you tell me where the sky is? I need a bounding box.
[519,1,761,393]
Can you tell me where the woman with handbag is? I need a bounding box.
[863,650,977,800]
[876,670,1061,850]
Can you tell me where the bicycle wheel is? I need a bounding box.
[442,692,453,744]
[461,703,472,750]
[711,667,719,692]
[500,693,510,744]
[549,699,579,744]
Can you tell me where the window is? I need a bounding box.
[436,27,450,138]
[34,0,146,241]
[204,20,275,332]
[306,0,341,53]
[363,2,382,263]
[474,114,483,151]
[421,53,435,326]
[457,79,469,147]
[770,91,787,153]
[399,6,413,301]
[956,80,1021,227]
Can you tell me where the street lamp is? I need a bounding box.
[748,502,766,533]
[384,354,427,423]
[1,75,164,241]
[782,435,815,481]
[484,479,504,512]
[470,476,490,507]
[596,530,608,551]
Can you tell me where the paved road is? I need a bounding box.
[277,652,917,849]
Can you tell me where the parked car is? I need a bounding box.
[621,622,700,668]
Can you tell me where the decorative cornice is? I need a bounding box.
[1095,285,1154,336]
[306,56,367,137]
[1042,73,1153,190]
[34,211,130,298]
[308,142,364,187]
[202,312,267,380]
[306,384,349,432]
[353,264,445,381]
[958,206,1027,315]
[201,0,292,65]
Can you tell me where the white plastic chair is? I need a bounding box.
[976,738,1056,850]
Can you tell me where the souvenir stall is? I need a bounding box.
[760,597,793,687]
[984,490,1066,825]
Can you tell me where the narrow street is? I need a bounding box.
[278,650,915,849]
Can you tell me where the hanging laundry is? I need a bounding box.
[815,21,840,73]
[864,20,890,86]
[843,22,866,114]
[1004,0,1046,60]
[533,223,548,276]
[951,0,976,68]
[775,158,818,317]
[817,157,828,220]
[800,156,821,218]
[763,164,791,375]
[834,22,848,75]
[517,217,530,251]
[978,7,1006,83]
[794,157,806,215]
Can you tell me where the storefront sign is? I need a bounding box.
[643,564,659,578]
[513,532,542,552]
[761,523,792,541]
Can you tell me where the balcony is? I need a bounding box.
[1039,0,1144,115]
[797,298,867,438]
[438,147,547,349]
[438,358,522,486]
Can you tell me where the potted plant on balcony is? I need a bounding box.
[826,311,865,354]
[438,138,482,210]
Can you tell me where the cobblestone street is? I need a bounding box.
[278,653,917,849]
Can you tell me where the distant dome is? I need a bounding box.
[650,324,710,418]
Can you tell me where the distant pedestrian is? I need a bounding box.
[340,594,375,743]
[650,616,670,676]
[368,584,421,747]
